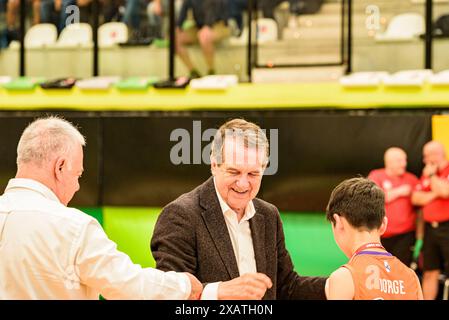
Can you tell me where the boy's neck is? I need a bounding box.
[349,231,383,257]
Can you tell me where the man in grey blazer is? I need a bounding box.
[151,118,327,299]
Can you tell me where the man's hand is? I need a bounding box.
[430,176,449,198]
[423,163,438,178]
[217,273,273,300]
[184,273,203,300]
[385,184,411,203]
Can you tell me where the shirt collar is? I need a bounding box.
[213,177,256,221]
[5,178,61,203]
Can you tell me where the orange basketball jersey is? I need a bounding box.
[343,249,422,300]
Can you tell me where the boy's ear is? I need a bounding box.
[379,216,388,236]
[333,214,344,231]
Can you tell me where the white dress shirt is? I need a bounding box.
[201,179,257,300]
[0,178,191,300]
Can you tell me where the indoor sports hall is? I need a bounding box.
[1,0,449,302]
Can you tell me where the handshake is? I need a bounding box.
[186,272,273,300]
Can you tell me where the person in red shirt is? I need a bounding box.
[368,147,420,267]
[412,141,449,300]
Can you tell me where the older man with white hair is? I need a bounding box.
[0,116,202,300]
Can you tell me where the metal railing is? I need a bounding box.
[5,0,440,81]
[248,0,351,74]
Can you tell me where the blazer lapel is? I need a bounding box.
[249,210,267,275]
[200,177,240,279]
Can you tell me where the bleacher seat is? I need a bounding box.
[229,18,278,46]
[56,23,93,47]
[256,18,278,43]
[25,24,58,48]
[99,22,128,47]
[375,13,425,42]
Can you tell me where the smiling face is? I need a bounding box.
[211,138,265,215]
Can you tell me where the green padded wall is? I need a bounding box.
[280,213,347,276]
[78,207,103,226]
[102,207,159,268]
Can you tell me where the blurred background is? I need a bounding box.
[2,0,449,80]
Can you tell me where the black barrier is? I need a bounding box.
[0,110,432,211]
[0,114,100,207]
[102,114,261,206]
[0,300,432,318]
[258,112,431,211]
[101,111,431,211]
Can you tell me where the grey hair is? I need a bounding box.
[211,118,269,166]
[17,116,86,167]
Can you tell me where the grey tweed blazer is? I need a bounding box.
[150,176,327,300]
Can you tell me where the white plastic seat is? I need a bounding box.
[375,13,424,41]
[56,23,93,47]
[430,69,449,85]
[75,76,121,90]
[25,24,58,48]
[0,76,12,85]
[190,75,238,90]
[228,18,278,46]
[256,18,278,43]
[339,72,389,88]
[383,69,433,87]
[98,22,128,47]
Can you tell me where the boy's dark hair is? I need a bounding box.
[326,177,385,231]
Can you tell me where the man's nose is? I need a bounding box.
[236,175,249,189]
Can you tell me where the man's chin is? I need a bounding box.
[229,200,250,212]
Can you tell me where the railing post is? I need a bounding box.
[19,0,26,76]
[425,0,433,69]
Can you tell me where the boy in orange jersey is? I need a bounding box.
[324,177,423,300]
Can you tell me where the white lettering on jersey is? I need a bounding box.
[365,264,406,295]
[365,265,380,290]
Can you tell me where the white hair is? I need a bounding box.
[211,119,269,166]
[16,116,86,167]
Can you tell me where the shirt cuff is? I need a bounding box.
[178,273,192,300]
[201,282,220,300]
